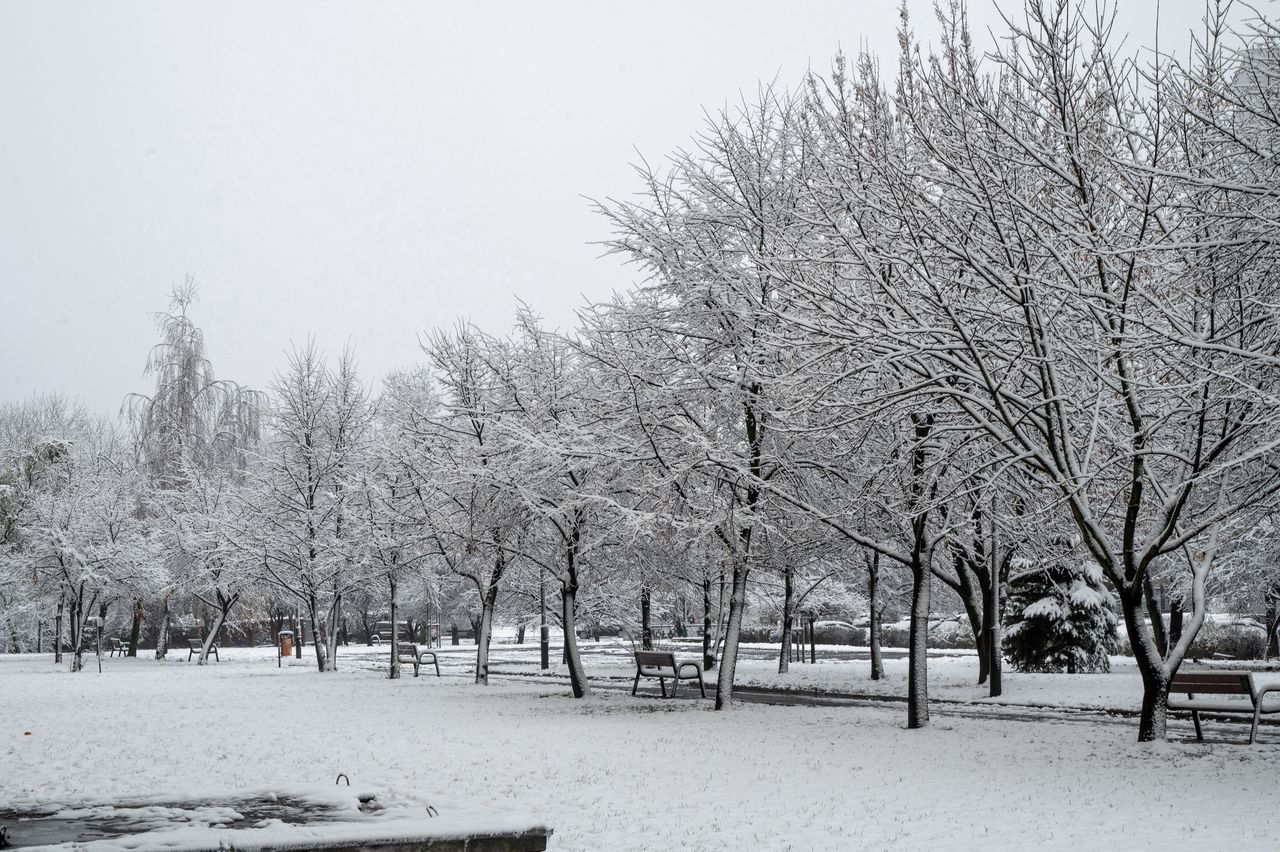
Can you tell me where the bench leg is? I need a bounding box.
[412,661,419,677]
[659,677,667,698]
[188,648,195,662]
[1251,706,1262,745]
[697,675,706,698]
[631,670,641,696]
[432,657,440,677]
[1192,710,1203,741]
[212,648,218,662]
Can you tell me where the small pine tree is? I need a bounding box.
[1004,559,1120,673]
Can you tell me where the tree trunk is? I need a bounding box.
[778,563,793,674]
[308,594,331,672]
[1169,597,1184,647]
[1267,596,1280,661]
[54,593,65,664]
[127,598,142,657]
[155,595,171,660]
[199,594,234,666]
[324,596,342,671]
[389,574,401,679]
[714,552,750,710]
[475,594,496,685]
[69,596,84,673]
[1143,574,1168,657]
[474,547,505,685]
[906,565,931,729]
[701,575,715,670]
[986,562,1003,698]
[539,574,549,670]
[640,587,653,651]
[867,552,883,681]
[1120,586,1180,742]
[561,583,590,698]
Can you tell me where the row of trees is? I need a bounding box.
[4,1,1280,742]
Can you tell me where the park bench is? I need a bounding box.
[109,638,129,657]
[631,650,705,698]
[1167,670,1280,744]
[397,642,440,677]
[187,638,219,662]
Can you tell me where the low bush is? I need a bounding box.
[737,626,778,643]
[1186,621,1268,661]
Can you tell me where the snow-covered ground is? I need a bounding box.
[3,644,1278,850]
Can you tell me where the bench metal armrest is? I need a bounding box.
[1252,682,1280,705]
[676,662,703,678]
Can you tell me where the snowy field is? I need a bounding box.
[4,643,1279,851]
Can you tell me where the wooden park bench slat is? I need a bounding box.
[187,638,219,662]
[396,642,440,678]
[1167,670,1280,743]
[631,650,706,699]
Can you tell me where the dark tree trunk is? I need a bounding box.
[702,574,715,670]
[389,574,400,679]
[986,562,1003,698]
[69,595,84,673]
[155,595,171,660]
[867,551,883,681]
[778,563,794,674]
[539,575,550,670]
[1143,574,1168,657]
[127,598,142,657]
[1119,585,1177,742]
[640,587,653,650]
[906,562,930,729]
[1169,597,1184,647]
[1267,599,1280,661]
[474,545,506,685]
[54,593,65,664]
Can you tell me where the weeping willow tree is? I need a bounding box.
[123,279,263,659]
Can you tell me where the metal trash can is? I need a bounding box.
[279,630,294,658]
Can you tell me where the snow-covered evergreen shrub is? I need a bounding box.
[1004,560,1120,673]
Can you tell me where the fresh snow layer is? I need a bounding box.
[1,784,546,851]
[3,645,1278,851]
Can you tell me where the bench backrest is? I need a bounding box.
[634,651,677,669]
[1170,671,1251,694]
[111,638,122,649]
[398,643,419,658]
[188,639,201,649]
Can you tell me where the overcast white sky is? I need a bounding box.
[1,1,1217,413]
